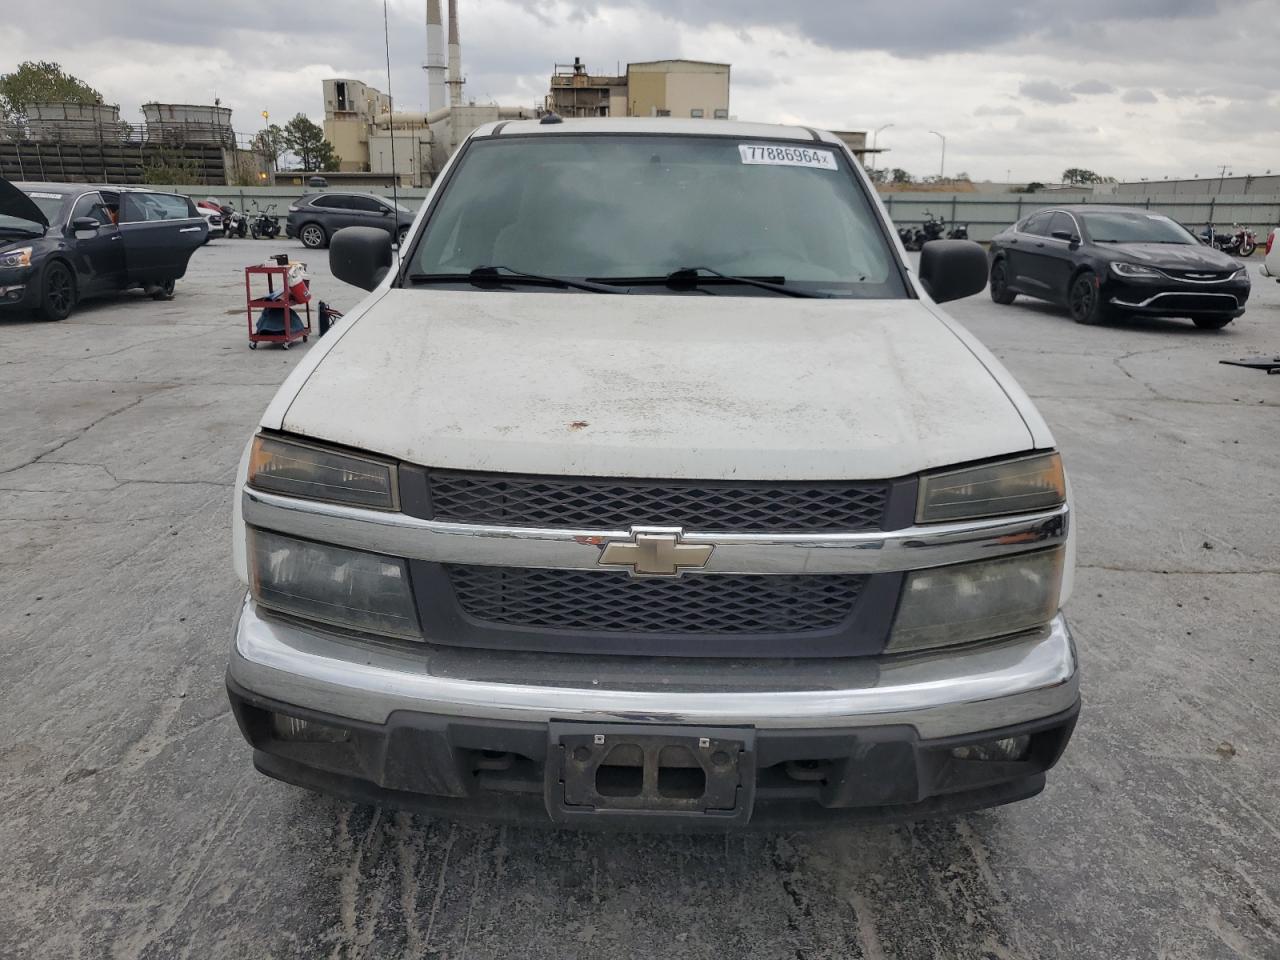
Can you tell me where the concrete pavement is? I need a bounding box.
[1,240,1277,959]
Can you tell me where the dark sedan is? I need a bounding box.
[285,192,416,250]
[1,178,206,322]
[988,206,1250,329]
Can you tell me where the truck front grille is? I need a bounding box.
[446,565,867,635]
[425,470,889,532]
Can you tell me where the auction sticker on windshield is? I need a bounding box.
[738,144,837,170]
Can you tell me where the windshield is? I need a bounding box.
[1081,211,1196,245]
[0,191,63,233]
[411,134,904,297]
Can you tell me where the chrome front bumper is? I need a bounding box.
[228,596,1079,740]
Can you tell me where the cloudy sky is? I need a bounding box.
[4,0,1278,182]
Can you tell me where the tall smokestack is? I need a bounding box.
[447,0,463,107]
[426,0,447,112]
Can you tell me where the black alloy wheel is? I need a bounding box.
[37,262,75,321]
[1068,272,1108,325]
[990,260,1017,304]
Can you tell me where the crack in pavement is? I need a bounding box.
[0,388,177,478]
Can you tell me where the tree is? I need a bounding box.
[282,114,340,171]
[889,168,914,185]
[1061,167,1103,185]
[252,124,287,169]
[0,60,106,126]
[864,167,887,185]
[1015,181,1046,194]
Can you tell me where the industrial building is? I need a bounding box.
[546,58,731,119]
[320,0,533,187]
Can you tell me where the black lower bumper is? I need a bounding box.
[227,677,1079,831]
[1104,277,1250,317]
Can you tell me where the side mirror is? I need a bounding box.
[918,239,988,304]
[330,226,393,292]
[71,217,100,233]
[378,206,390,215]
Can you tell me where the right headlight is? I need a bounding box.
[1110,261,1162,278]
[249,433,398,510]
[887,547,1065,654]
[249,528,422,640]
[917,452,1065,523]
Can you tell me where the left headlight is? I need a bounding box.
[0,247,33,269]
[1110,261,1161,279]
[249,528,422,640]
[917,452,1065,524]
[887,547,1064,653]
[249,433,397,510]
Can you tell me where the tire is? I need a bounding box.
[151,278,176,301]
[396,226,409,248]
[1239,241,1256,258]
[1192,315,1233,330]
[989,259,1017,304]
[300,223,327,249]
[1068,271,1109,325]
[37,262,75,321]
[236,223,247,239]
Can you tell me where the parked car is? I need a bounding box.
[194,199,223,242]
[228,118,1078,829]
[285,192,415,249]
[0,178,207,321]
[1261,227,1280,281]
[989,206,1250,329]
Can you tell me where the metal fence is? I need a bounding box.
[139,184,1280,243]
[881,192,1280,243]
[1,119,253,149]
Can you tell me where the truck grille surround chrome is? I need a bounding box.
[242,464,1068,658]
[446,565,868,635]
[422,469,892,532]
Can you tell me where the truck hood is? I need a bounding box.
[279,290,1037,480]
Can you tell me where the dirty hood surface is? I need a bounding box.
[0,177,50,228]
[281,290,1035,480]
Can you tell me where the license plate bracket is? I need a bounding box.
[545,723,756,824]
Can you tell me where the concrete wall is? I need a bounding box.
[1105,174,1280,198]
[879,191,1280,241]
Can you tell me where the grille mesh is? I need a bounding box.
[427,471,888,532]
[447,565,866,635]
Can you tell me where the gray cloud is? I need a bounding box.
[1019,80,1076,104]
[520,0,1224,57]
[974,104,1025,117]
[1071,79,1116,94]
[1121,88,1159,103]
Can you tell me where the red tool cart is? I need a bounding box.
[244,261,312,350]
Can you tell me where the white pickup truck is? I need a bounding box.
[226,118,1079,829]
[1262,227,1280,281]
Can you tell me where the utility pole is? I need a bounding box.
[929,130,947,181]
[870,123,893,172]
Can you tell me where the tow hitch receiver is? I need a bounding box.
[546,724,756,824]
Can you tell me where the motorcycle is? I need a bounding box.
[898,213,963,251]
[249,203,281,241]
[219,202,248,239]
[1200,222,1257,257]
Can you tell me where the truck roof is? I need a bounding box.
[478,117,844,145]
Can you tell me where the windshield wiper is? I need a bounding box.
[591,266,830,298]
[407,265,621,294]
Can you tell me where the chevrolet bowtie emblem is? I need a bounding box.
[598,528,714,577]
